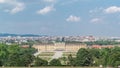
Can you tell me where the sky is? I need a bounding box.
[0,0,120,36]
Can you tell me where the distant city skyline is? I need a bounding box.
[0,0,120,36]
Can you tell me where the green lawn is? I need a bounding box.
[38,52,55,56]
[38,52,55,61]
[62,52,77,57]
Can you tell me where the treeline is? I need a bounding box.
[0,44,37,66]
[85,40,120,45]
[0,44,120,67]
[67,47,120,67]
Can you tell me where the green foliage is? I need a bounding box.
[85,40,120,45]
[20,47,37,54]
[92,47,120,67]
[0,43,120,67]
[34,57,48,66]
[49,59,62,66]
[5,53,21,66]
[76,48,93,66]
[0,44,36,67]
[108,52,120,66]
[20,53,34,66]
[0,60,2,66]
[5,46,35,66]
[39,52,54,56]
[60,57,67,65]
[106,47,120,67]
[7,45,20,54]
[67,54,76,66]
[0,44,8,66]
[88,48,100,59]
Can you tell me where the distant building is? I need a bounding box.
[21,45,29,48]
[91,45,120,49]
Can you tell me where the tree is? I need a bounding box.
[4,45,35,67]
[0,44,8,66]
[20,47,37,55]
[5,53,21,66]
[49,59,62,66]
[88,48,101,66]
[34,57,48,66]
[107,52,120,67]
[5,50,35,67]
[0,60,2,66]
[20,53,34,67]
[89,48,100,59]
[107,47,120,67]
[60,57,67,65]
[94,47,120,67]
[99,48,112,66]
[7,45,20,54]
[76,48,93,66]
[68,54,76,66]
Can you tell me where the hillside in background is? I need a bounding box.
[0,33,46,37]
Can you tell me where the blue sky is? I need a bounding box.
[0,0,120,36]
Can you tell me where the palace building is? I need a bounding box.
[32,42,87,52]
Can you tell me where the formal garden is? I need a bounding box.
[38,52,55,61]
[0,43,120,68]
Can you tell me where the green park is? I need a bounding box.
[0,43,120,68]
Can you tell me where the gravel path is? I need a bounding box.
[52,51,63,59]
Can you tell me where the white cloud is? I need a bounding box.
[37,6,54,15]
[0,0,25,14]
[10,3,24,14]
[90,18,102,23]
[66,15,80,22]
[0,0,5,3]
[38,0,56,15]
[104,6,120,14]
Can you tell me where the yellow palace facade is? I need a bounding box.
[32,42,87,52]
